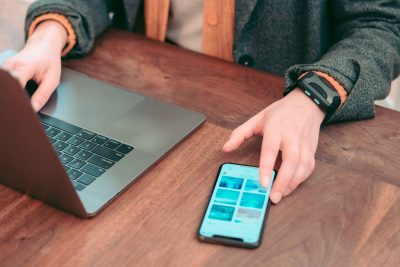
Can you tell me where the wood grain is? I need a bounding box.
[0,1,400,267]
[1,123,399,267]
[62,30,284,130]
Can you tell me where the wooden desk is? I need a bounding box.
[1,1,400,266]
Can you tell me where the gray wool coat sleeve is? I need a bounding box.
[25,0,113,58]
[284,1,400,123]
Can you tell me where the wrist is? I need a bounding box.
[290,88,326,123]
[27,20,67,55]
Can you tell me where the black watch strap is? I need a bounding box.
[296,72,341,118]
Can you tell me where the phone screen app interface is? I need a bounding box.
[199,164,275,243]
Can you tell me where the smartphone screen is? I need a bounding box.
[198,163,276,248]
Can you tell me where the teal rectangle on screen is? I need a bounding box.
[199,163,275,243]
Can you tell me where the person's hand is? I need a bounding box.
[223,88,326,204]
[2,20,67,112]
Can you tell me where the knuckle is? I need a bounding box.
[34,96,45,107]
[287,180,299,192]
[262,141,279,154]
[302,151,315,170]
[285,151,300,165]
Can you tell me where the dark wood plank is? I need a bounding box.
[317,108,400,187]
[62,29,284,129]
[0,123,399,267]
[63,30,400,188]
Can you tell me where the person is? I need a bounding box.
[3,0,399,204]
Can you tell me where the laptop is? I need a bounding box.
[0,50,205,218]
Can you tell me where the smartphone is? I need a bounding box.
[197,163,276,248]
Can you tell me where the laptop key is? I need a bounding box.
[63,165,71,172]
[81,164,106,177]
[68,159,86,169]
[77,130,96,140]
[64,145,81,156]
[55,150,62,157]
[49,137,57,144]
[73,181,85,191]
[59,154,74,165]
[77,174,96,185]
[116,144,134,154]
[103,139,121,149]
[88,155,114,169]
[67,136,85,146]
[46,127,61,137]
[42,123,49,130]
[75,150,93,161]
[55,131,72,142]
[79,141,97,151]
[68,169,83,180]
[92,145,124,161]
[40,114,82,134]
[92,135,108,145]
[53,141,69,151]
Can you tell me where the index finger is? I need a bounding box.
[259,125,281,188]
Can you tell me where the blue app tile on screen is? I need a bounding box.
[214,189,240,205]
[209,204,235,221]
[244,179,266,193]
[239,193,266,209]
[219,176,243,190]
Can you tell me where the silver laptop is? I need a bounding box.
[0,50,205,218]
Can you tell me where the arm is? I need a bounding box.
[2,0,113,111]
[25,0,113,57]
[284,0,400,122]
[224,0,400,204]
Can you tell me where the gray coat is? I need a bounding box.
[26,0,400,123]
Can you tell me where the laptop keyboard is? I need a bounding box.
[40,114,134,192]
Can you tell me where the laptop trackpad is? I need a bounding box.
[41,70,145,131]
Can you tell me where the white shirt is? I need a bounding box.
[166,0,204,53]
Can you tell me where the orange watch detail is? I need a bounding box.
[28,13,77,57]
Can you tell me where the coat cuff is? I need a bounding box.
[284,64,356,123]
[28,13,76,57]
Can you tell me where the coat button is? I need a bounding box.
[238,54,254,67]
[207,14,218,26]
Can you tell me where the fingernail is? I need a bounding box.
[271,192,282,204]
[32,101,40,112]
[261,176,270,188]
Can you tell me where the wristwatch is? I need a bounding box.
[296,72,341,118]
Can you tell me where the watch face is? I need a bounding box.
[297,72,340,115]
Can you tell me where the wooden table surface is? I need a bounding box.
[1,1,400,266]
